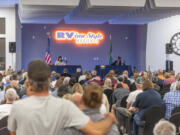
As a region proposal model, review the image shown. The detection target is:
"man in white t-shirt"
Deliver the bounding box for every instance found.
[115,77,144,134]
[126,77,143,109]
[0,88,17,120]
[8,60,117,135]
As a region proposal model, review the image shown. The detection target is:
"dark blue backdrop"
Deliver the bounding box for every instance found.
[21,22,146,71]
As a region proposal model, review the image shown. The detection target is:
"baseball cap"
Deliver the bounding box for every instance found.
[28,60,51,81]
[136,77,144,84]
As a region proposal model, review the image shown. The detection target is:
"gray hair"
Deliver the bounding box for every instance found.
[5,88,17,102]
[153,120,176,135]
[63,77,71,85]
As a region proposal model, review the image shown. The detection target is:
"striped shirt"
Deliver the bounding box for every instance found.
[163,90,180,119]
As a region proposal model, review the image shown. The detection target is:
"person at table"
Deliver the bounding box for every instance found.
[112,56,122,66]
[55,56,66,66]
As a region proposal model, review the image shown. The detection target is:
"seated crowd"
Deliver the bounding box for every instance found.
[0,60,180,135]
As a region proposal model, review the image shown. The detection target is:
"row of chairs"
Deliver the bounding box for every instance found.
[0,107,179,135]
[117,106,180,135]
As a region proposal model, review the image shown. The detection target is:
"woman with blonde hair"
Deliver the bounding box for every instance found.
[103,78,113,111]
[72,83,83,94]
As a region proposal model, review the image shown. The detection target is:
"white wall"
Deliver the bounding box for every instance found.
[0,7,16,70]
[146,15,180,73]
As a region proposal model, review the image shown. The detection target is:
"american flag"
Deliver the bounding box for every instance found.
[45,38,52,65]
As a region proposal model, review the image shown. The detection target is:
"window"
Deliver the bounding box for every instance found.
[0,38,6,70]
[0,18,5,34]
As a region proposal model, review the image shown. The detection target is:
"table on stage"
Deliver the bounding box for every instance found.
[50,65,82,75]
[95,65,133,79]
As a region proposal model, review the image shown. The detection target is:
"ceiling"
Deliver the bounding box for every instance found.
[1,0,180,24]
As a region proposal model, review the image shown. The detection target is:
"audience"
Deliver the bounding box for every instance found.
[153,120,176,135]
[129,79,164,135]
[8,60,117,135]
[0,59,179,135]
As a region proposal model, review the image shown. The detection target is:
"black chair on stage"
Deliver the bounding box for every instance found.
[171,107,180,116]
[170,112,180,134]
[138,106,165,135]
[0,116,10,135]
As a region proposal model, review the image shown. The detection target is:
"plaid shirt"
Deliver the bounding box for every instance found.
[163,90,180,119]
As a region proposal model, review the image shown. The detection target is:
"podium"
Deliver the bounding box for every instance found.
[50,65,82,75]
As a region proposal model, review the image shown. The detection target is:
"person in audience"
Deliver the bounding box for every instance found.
[72,68,82,82]
[63,77,71,85]
[71,93,82,107]
[57,84,69,97]
[158,69,165,80]
[8,60,117,135]
[105,73,117,89]
[62,68,71,77]
[0,88,17,120]
[88,76,103,86]
[152,76,161,91]
[164,71,175,86]
[170,73,180,91]
[129,79,164,135]
[112,83,129,107]
[0,85,13,104]
[51,77,64,97]
[112,56,122,66]
[118,76,129,90]
[63,83,120,135]
[163,72,172,86]
[72,83,84,94]
[103,78,113,109]
[153,120,176,135]
[163,81,180,119]
[63,93,72,101]
[55,56,66,66]
[91,69,97,78]
[102,93,110,113]
[126,77,144,109]
[0,73,4,103]
[51,73,60,88]
[68,77,77,93]
[133,66,138,73]
[79,71,92,85]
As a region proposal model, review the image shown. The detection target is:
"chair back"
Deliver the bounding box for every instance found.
[0,116,8,129]
[170,112,180,133]
[120,95,128,108]
[139,106,165,135]
[104,89,113,105]
[171,107,180,116]
[0,116,10,135]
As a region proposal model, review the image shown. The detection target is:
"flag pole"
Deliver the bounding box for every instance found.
[109,34,113,65]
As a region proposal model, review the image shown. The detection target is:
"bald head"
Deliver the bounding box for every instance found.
[71,93,82,107]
